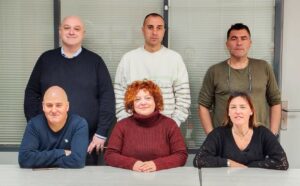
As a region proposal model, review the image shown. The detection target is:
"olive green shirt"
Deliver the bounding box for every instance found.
[198,58,281,127]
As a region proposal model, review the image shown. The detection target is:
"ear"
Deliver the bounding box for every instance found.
[141,26,145,33]
[58,26,62,35]
[42,102,46,112]
[66,102,70,112]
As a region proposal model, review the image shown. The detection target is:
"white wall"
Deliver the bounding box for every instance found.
[280,0,300,168]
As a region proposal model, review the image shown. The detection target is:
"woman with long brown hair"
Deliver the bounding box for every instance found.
[194,91,288,170]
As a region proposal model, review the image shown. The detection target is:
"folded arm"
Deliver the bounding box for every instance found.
[193,130,228,168]
[18,123,65,168]
[153,125,188,170]
[104,125,138,170]
[247,128,289,170]
[19,119,89,168]
[57,121,89,168]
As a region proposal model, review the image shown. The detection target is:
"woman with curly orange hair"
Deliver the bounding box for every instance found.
[104,80,187,172]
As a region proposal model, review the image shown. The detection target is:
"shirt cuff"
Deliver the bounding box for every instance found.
[95,134,107,140]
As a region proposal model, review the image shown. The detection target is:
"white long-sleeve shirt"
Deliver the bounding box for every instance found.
[114,46,191,126]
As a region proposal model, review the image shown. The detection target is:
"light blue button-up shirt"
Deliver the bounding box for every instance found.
[61,47,82,58]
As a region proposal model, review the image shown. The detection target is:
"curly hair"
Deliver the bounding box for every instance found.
[223,91,258,128]
[124,80,163,113]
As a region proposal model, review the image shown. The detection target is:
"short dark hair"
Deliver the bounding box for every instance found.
[143,13,165,26]
[227,23,251,39]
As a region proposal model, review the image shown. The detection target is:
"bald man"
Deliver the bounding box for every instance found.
[19,86,89,168]
[24,16,115,165]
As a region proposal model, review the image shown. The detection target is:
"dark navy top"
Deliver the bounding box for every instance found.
[24,47,115,138]
[19,114,88,168]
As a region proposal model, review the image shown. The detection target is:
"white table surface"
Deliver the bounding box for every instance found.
[200,167,300,186]
[0,165,200,186]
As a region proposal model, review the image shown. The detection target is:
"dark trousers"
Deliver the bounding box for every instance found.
[85,150,105,165]
[86,120,115,165]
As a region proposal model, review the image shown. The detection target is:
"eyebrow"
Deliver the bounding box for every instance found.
[63,24,82,28]
[230,34,249,38]
[146,24,164,27]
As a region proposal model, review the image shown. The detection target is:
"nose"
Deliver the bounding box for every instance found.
[236,38,242,45]
[235,108,243,114]
[69,28,75,35]
[140,98,147,104]
[50,106,58,113]
[152,28,158,35]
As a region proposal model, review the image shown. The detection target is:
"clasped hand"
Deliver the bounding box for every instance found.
[132,160,157,172]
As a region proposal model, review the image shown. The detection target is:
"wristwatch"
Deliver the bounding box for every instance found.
[227,159,231,167]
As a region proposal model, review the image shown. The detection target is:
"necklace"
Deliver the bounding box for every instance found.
[232,128,250,137]
[227,59,252,93]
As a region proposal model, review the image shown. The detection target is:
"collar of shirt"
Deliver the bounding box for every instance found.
[61,47,82,59]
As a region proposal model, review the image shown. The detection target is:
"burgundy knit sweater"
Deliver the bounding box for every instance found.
[104,111,188,171]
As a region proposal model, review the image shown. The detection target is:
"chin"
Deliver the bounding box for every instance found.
[233,121,246,126]
[48,116,61,122]
[140,113,151,116]
[49,119,61,124]
[137,111,152,116]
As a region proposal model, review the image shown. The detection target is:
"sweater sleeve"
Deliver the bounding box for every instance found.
[247,127,289,170]
[198,65,215,108]
[193,128,227,168]
[24,55,44,121]
[18,120,65,168]
[104,122,138,170]
[114,57,131,121]
[152,124,188,170]
[95,57,116,137]
[171,56,191,126]
[265,62,281,106]
[57,119,89,168]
